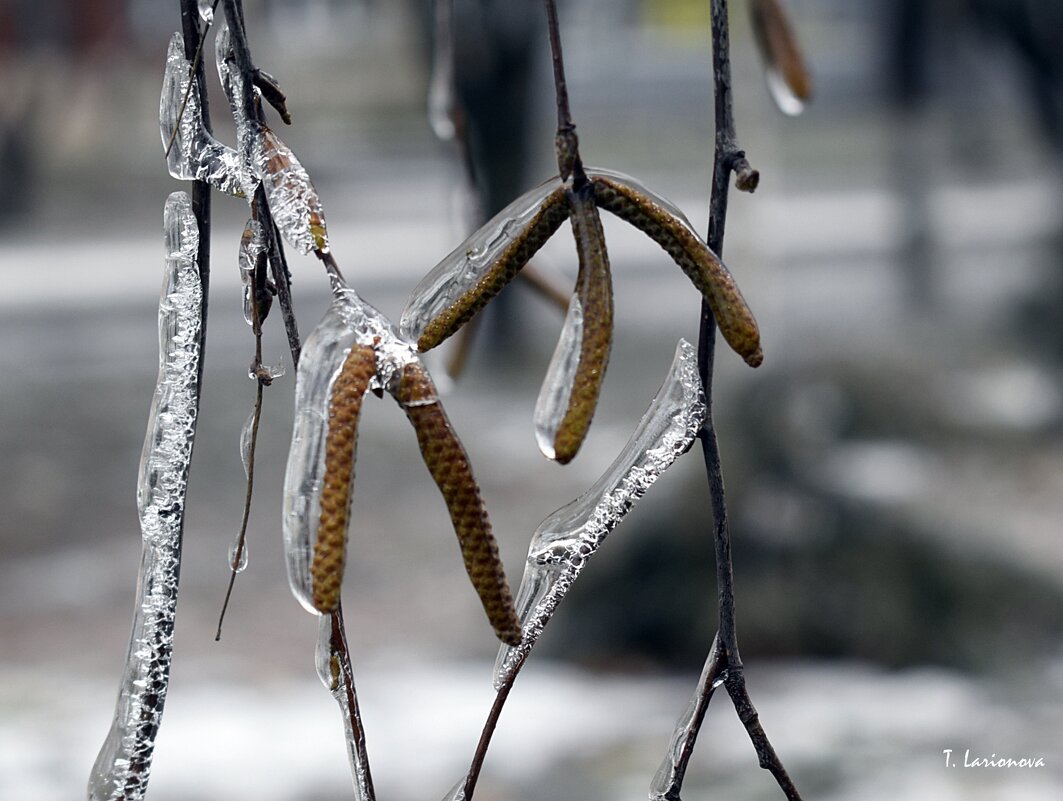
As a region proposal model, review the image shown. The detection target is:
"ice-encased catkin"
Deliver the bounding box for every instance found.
[238,217,268,326]
[88,192,203,801]
[494,340,706,687]
[160,32,246,197]
[315,615,376,801]
[400,176,570,349]
[282,287,418,614]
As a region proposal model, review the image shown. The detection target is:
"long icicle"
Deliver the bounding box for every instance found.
[88,191,203,801]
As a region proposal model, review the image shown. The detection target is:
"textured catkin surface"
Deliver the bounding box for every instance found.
[396,363,522,645]
[312,344,376,613]
[554,186,614,464]
[417,186,571,351]
[592,175,763,367]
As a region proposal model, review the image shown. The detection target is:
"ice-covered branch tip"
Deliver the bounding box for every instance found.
[89,192,203,801]
[400,168,760,464]
[282,281,520,645]
[494,339,706,685]
[749,0,812,116]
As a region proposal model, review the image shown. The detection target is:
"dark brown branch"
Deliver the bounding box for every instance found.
[543,0,586,186]
[331,602,377,801]
[671,2,800,800]
[463,652,527,800]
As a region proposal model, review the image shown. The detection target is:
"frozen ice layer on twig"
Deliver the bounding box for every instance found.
[217,21,329,254]
[88,192,203,801]
[197,0,215,23]
[160,33,246,197]
[400,176,570,350]
[316,615,376,801]
[494,339,706,686]
[649,634,721,801]
[239,217,268,326]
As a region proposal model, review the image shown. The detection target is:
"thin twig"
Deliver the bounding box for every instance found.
[331,602,377,801]
[668,2,800,799]
[543,0,586,186]
[463,652,527,800]
[165,0,221,158]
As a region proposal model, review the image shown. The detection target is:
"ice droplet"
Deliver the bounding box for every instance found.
[533,293,582,460]
[427,0,456,141]
[239,217,268,327]
[494,340,705,686]
[160,32,246,196]
[400,175,565,343]
[239,410,255,477]
[765,68,805,116]
[440,777,467,801]
[227,537,249,573]
[315,615,376,801]
[197,0,214,23]
[282,286,417,614]
[89,192,202,801]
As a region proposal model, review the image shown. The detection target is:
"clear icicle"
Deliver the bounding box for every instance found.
[239,217,268,326]
[399,175,564,343]
[427,0,456,141]
[533,293,582,460]
[217,22,328,254]
[494,340,706,687]
[160,32,246,197]
[650,635,722,801]
[765,69,805,116]
[315,615,375,801]
[283,284,418,614]
[88,192,203,801]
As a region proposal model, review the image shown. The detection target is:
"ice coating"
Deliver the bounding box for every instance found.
[239,218,268,326]
[282,285,417,614]
[160,32,246,197]
[533,293,582,460]
[316,615,376,801]
[586,166,695,234]
[494,340,706,686]
[765,68,806,116]
[254,125,329,254]
[88,192,203,800]
[399,175,564,343]
[440,778,467,801]
[239,409,255,477]
[217,22,328,254]
[198,0,214,23]
[650,635,722,801]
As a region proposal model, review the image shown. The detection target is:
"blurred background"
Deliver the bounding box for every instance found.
[2,0,1063,799]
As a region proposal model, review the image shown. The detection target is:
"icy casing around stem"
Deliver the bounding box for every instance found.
[217,22,329,254]
[239,217,268,326]
[282,285,418,614]
[160,32,246,197]
[494,339,706,687]
[316,615,375,801]
[533,293,582,459]
[649,635,723,801]
[399,175,565,344]
[88,192,203,801]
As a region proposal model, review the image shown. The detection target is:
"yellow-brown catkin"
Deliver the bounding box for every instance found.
[396,363,522,646]
[418,187,571,352]
[592,175,763,367]
[311,344,376,613]
[553,185,614,464]
[750,0,813,102]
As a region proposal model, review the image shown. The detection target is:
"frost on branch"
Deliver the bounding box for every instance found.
[88,192,203,801]
[494,339,706,686]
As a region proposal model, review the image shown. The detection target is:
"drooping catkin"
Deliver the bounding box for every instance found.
[553,185,614,464]
[591,175,763,367]
[417,186,571,352]
[396,363,522,646]
[311,344,376,613]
